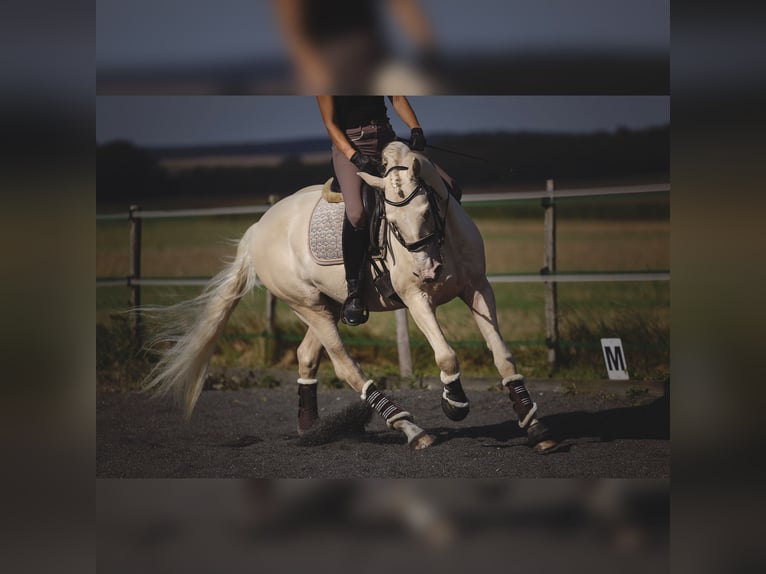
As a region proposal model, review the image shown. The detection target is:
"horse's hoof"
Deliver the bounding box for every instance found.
[297,416,319,436]
[409,432,436,450]
[526,420,552,445]
[533,439,559,454]
[441,398,469,421]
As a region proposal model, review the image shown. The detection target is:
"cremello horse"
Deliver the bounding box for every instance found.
[145,142,556,452]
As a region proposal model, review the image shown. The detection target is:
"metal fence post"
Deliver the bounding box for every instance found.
[542,180,560,373]
[395,308,413,379]
[129,205,142,342]
[265,290,277,364]
[265,195,279,364]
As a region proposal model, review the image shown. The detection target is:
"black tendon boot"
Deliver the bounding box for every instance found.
[341,215,370,326]
[441,373,470,421]
[502,374,558,453]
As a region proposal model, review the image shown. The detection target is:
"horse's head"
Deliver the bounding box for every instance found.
[358,141,449,284]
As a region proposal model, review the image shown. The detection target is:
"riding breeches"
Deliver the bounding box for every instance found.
[332,121,395,229]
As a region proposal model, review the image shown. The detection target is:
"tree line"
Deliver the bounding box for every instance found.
[98,125,669,210]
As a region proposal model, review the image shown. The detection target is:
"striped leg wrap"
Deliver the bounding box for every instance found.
[361,380,412,428]
[502,375,538,429]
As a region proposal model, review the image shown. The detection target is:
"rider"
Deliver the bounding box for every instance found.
[317,95,427,326]
[274,0,439,94]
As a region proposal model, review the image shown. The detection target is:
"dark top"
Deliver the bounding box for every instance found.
[333,96,389,130]
[301,0,381,44]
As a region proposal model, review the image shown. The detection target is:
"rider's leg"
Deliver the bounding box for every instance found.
[332,144,370,326]
[340,214,370,325]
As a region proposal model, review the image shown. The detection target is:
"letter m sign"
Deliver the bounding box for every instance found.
[600,338,629,380]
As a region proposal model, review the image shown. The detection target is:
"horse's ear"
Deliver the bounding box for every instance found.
[411,157,421,178]
[358,172,386,190]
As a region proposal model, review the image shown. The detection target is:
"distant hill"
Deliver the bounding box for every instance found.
[98,126,669,211]
[149,137,331,160]
[424,125,670,184]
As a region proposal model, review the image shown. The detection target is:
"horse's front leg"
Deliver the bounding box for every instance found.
[461,278,558,452]
[402,292,471,422]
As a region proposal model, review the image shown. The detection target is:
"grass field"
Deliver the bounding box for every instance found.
[97,199,669,385]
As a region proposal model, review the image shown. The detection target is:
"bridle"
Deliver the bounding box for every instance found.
[379,164,450,253]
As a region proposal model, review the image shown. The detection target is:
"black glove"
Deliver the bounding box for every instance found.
[350,151,379,175]
[409,127,426,151]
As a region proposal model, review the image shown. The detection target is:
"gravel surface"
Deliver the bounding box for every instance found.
[97,378,669,478]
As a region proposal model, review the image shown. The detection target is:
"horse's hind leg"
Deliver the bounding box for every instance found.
[296,328,324,435]
[291,302,433,449]
[462,278,558,452]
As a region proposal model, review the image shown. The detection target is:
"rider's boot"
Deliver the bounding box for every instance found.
[341,214,370,326]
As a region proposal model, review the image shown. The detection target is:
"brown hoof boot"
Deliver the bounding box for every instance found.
[297,381,319,435]
[527,420,558,453]
[297,412,319,436]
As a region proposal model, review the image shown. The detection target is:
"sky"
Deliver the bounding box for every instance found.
[96,96,670,147]
[97,0,669,68]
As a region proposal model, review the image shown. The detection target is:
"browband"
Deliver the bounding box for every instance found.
[383,165,409,177]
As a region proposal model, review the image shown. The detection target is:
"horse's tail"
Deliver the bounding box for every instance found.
[142,227,258,419]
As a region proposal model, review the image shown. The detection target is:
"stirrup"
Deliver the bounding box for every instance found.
[341,296,369,326]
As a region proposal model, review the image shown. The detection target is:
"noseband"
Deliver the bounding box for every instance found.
[379,164,450,252]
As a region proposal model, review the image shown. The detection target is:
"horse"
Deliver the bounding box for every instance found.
[143,141,556,452]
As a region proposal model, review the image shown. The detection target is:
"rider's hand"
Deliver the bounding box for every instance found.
[350,151,379,175]
[409,127,426,151]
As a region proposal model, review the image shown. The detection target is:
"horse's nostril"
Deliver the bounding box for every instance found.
[422,265,442,284]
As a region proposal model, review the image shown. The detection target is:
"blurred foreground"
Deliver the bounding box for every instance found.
[98,478,668,573]
[97,0,668,95]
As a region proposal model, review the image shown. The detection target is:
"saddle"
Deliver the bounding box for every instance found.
[311,177,387,263]
[310,178,399,303]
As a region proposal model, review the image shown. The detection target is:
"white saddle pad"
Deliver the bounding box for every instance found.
[308,197,345,266]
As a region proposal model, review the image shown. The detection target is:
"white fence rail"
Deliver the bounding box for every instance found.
[97,181,670,373]
[95,182,669,222]
[100,271,670,289]
[96,204,271,221]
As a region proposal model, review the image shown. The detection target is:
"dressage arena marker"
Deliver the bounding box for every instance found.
[601,338,629,380]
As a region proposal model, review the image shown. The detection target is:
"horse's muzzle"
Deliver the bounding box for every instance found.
[420,261,443,284]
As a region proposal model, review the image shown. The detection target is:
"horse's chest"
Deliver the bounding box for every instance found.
[425,274,463,305]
